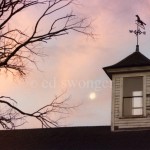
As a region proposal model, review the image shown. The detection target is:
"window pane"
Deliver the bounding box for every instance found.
[123,98,132,117]
[133,91,142,96]
[132,109,143,115]
[123,77,143,97]
[132,96,142,108]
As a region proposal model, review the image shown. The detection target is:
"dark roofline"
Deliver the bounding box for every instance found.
[104,51,150,69]
[1,126,150,150]
[103,50,150,79]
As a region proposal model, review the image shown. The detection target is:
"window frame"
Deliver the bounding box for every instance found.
[118,73,146,118]
[123,95,143,117]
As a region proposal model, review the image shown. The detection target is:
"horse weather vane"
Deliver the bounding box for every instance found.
[129,15,146,52]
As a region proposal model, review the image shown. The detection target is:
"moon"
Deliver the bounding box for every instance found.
[89,92,96,100]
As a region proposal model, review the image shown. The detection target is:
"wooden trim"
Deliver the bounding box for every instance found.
[106,66,150,74]
[111,75,115,131]
[123,96,143,98]
[114,73,146,118]
[143,75,146,116]
[114,72,149,78]
[119,77,123,118]
[119,115,144,119]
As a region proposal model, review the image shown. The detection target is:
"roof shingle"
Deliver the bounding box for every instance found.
[104,51,150,69]
[103,50,150,79]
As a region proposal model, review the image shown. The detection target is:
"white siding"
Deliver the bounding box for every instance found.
[112,72,150,131]
[115,118,150,129]
[146,75,150,116]
[114,77,121,119]
[112,76,121,130]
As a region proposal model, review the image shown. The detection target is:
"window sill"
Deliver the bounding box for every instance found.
[119,115,145,119]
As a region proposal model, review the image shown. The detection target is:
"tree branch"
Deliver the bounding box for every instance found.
[0,94,78,129]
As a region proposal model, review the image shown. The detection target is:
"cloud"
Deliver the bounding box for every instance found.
[2,0,150,128]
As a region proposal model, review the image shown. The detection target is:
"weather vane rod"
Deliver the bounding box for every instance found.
[129,15,146,52]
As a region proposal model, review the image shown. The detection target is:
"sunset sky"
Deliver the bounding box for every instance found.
[1,0,150,128]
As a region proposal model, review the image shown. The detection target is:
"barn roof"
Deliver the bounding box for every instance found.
[1,126,150,150]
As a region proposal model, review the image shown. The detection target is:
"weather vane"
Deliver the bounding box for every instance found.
[129,15,146,52]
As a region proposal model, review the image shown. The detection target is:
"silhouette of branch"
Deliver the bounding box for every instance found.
[0,0,91,129]
[0,94,77,129]
[0,0,93,76]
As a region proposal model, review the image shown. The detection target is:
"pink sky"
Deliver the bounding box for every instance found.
[1,0,150,128]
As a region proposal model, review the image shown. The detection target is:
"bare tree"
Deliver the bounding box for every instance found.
[0,0,93,129]
[0,93,75,129]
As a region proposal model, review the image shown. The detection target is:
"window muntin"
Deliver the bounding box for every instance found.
[123,77,143,117]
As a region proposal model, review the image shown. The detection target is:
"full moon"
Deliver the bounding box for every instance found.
[89,92,96,100]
